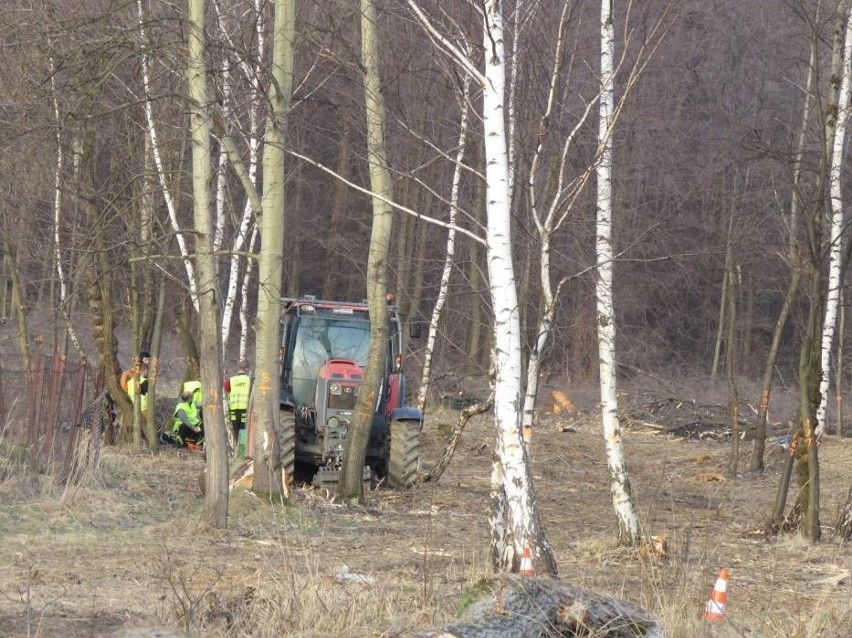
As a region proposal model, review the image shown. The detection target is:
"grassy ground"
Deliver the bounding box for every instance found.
[1,392,851,637]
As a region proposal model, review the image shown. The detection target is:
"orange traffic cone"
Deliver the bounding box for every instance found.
[703,568,730,621]
[519,547,535,577]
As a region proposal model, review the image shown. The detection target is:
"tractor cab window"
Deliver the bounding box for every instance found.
[289,315,371,407]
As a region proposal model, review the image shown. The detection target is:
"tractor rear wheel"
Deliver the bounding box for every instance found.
[388,419,421,488]
[280,411,296,486]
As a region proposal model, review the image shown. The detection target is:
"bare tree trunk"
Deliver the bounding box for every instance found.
[710,261,728,382]
[238,226,259,364]
[146,277,167,449]
[417,78,471,415]
[725,250,740,478]
[752,40,815,471]
[189,0,228,528]
[339,0,394,501]
[740,275,754,369]
[521,3,572,433]
[252,0,295,497]
[794,265,823,542]
[2,241,30,372]
[752,267,801,471]
[80,122,129,441]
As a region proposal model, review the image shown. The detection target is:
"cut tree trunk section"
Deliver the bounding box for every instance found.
[413,574,663,638]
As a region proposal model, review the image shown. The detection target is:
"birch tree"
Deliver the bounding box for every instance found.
[817,3,852,437]
[595,0,641,546]
[48,47,85,363]
[416,76,472,415]
[399,0,556,574]
[136,0,198,311]
[213,0,265,355]
[521,4,595,434]
[519,3,669,441]
[750,42,814,472]
[481,1,556,575]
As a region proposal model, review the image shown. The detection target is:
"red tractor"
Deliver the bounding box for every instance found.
[277,295,422,487]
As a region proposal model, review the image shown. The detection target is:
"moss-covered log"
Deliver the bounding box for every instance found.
[414,575,663,638]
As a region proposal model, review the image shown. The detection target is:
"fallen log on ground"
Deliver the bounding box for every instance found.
[413,574,664,637]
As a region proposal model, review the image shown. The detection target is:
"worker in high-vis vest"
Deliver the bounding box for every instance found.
[126,353,149,415]
[224,361,251,456]
[181,379,202,405]
[172,389,203,447]
[180,379,203,423]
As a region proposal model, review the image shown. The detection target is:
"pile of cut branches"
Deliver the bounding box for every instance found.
[618,391,767,441]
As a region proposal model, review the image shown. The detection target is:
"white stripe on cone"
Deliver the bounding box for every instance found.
[703,568,730,622]
[519,547,535,577]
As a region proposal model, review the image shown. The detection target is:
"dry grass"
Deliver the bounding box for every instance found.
[1,395,851,637]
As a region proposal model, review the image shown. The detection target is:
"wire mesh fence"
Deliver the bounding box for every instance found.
[0,341,106,480]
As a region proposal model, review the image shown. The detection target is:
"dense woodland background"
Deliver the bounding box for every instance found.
[3,2,852,635]
[0,0,842,394]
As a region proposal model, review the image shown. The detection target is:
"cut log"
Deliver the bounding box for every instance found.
[413,575,664,637]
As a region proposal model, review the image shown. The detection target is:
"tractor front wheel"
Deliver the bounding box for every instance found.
[388,419,421,488]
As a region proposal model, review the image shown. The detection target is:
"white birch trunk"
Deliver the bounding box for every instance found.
[137,0,198,310]
[521,3,571,433]
[487,445,512,569]
[217,0,264,353]
[817,8,852,436]
[416,77,471,414]
[483,1,554,574]
[49,50,84,360]
[506,0,526,186]
[596,0,641,546]
[239,225,259,363]
[213,63,230,261]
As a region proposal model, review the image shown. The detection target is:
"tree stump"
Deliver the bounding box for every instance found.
[413,574,664,637]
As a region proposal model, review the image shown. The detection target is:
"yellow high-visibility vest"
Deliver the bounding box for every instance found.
[127,376,148,413]
[228,373,251,411]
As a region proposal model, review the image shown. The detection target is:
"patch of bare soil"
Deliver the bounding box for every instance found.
[1,397,851,637]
